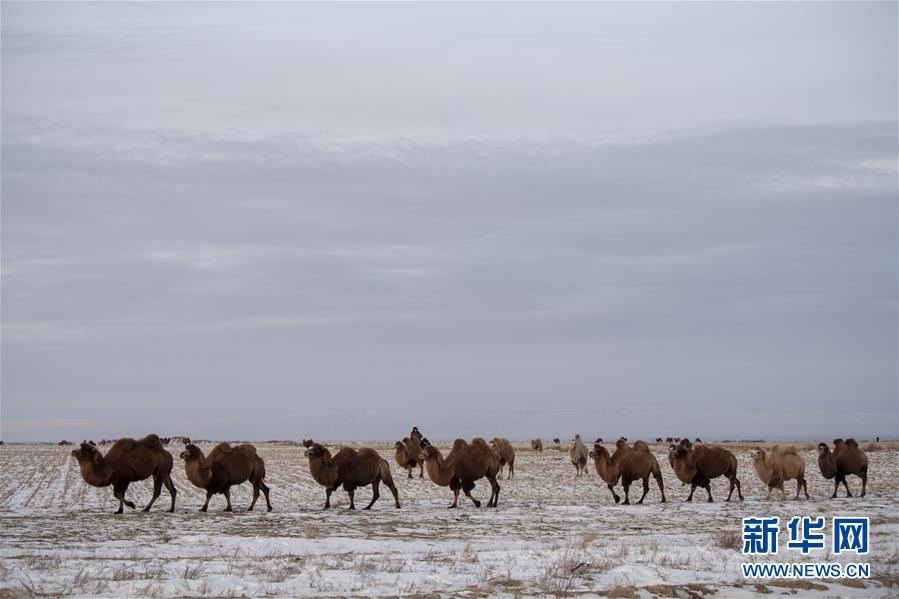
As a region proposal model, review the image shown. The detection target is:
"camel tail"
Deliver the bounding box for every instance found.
[255,456,267,481]
[380,458,396,487]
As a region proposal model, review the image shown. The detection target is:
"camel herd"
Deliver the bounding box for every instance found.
[67,430,872,514]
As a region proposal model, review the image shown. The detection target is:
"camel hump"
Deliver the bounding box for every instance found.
[845,438,859,448]
[451,438,469,451]
[778,445,798,456]
[235,444,257,460]
[137,434,162,449]
[632,440,650,452]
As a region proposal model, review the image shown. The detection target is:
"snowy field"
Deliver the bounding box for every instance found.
[0,441,896,598]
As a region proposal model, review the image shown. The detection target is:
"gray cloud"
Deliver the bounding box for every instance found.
[1,3,896,442]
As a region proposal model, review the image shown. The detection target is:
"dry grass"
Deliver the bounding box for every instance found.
[711,530,742,551]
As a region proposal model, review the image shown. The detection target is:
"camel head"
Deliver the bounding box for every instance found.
[667,444,680,461]
[615,438,628,451]
[752,447,766,463]
[679,438,693,450]
[71,441,101,465]
[530,439,539,448]
[180,443,202,462]
[817,443,830,458]
[589,444,610,461]
[418,437,439,461]
[304,443,329,459]
[302,439,314,448]
[572,434,582,443]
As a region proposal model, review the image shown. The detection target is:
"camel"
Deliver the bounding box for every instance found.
[752,445,808,500]
[70,435,177,514]
[419,437,501,508]
[818,439,868,498]
[490,437,515,479]
[669,443,743,502]
[394,437,424,479]
[569,434,588,476]
[180,443,272,512]
[590,439,666,504]
[304,442,400,510]
[530,438,543,453]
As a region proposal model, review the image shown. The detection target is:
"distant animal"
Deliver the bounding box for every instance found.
[655,437,663,444]
[817,439,868,498]
[530,438,543,452]
[666,437,673,443]
[694,438,702,444]
[875,436,880,442]
[590,439,665,504]
[679,438,693,450]
[88,440,97,447]
[553,438,560,444]
[180,443,271,512]
[595,438,604,444]
[674,437,681,443]
[669,443,743,502]
[394,437,424,479]
[71,435,177,514]
[304,442,399,510]
[58,440,72,446]
[752,445,808,500]
[490,437,516,479]
[301,439,314,448]
[569,434,588,476]
[419,437,500,508]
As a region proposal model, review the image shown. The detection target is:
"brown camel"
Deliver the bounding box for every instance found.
[669,444,743,502]
[394,437,424,479]
[490,437,516,479]
[304,442,400,510]
[419,437,501,508]
[180,443,272,512]
[530,438,543,453]
[818,439,868,498]
[590,439,666,504]
[71,434,177,514]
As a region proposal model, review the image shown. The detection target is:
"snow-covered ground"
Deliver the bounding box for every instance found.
[1,441,896,597]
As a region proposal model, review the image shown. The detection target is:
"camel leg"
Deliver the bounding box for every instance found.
[112,481,132,514]
[324,487,333,509]
[607,484,620,504]
[364,479,380,510]
[841,477,852,498]
[637,476,650,504]
[831,479,839,499]
[509,462,514,480]
[780,483,787,501]
[462,480,480,508]
[249,484,259,511]
[859,471,867,497]
[144,475,163,512]
[418,463,423,478]
[622,481,632,505]
[736,476,743,500]
[201,490,213,512]
[386,478,401,509]
[705,482,713,503]
[163,475,177,512]
[407,466,413,479]
[794,479,801,500]
[487,475,500,507]
[223,488,233,512]
[261,481,272,511]
[654,470,666,503]
[346,487,356,510]
[686,483,696,502]
[449,488,460,508]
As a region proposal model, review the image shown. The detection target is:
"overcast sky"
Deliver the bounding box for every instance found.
[2,2,896,442]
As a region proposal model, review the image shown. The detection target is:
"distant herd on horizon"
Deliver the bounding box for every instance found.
[59,427,874,514]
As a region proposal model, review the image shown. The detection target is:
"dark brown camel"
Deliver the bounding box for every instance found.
[818,439,868,498]
[419,437,501,508]
[71,434,177,514]
[304,442,400,510]
[669,444,743,502]
[180,443,272,512]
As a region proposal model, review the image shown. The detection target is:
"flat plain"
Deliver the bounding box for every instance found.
[1,441,896,598]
